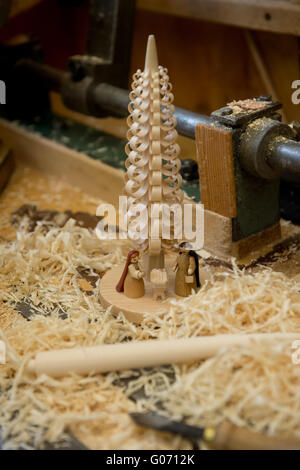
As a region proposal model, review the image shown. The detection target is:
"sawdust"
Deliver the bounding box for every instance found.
[0,218,300,449]
[0,165,300,450]
[144,340,300,440]
[227,99,269,114]
[0,163,100,240]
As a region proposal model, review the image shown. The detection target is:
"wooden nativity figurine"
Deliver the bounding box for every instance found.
[173,242,201,297]
[116,250,145,298]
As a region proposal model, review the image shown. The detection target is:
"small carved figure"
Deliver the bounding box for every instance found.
[150,268,168,301]
[173,242,201,297]
[116,250,145,298]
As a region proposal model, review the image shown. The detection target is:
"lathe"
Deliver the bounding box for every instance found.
[1,0,300,261]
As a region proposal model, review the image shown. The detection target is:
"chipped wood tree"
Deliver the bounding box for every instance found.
[125,35,183,276]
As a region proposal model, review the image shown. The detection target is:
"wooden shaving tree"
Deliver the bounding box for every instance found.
[125,35,183,276]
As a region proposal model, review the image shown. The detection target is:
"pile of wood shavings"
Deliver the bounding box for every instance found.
[0,220,189,449]
[0,164,100,240]
[131,340,300,440]
[0,221,300,449]
[141,266,300,338]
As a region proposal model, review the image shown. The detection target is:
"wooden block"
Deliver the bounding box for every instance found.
[150,268,168,301]
[196,123,236,218]
[232,222,281,259]
[203,208,233,259]
[202,208,281,261]
[150,268,168,286]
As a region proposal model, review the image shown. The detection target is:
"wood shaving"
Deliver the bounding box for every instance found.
[228,99,268,112]
[138,340,300,440]
[0,217,300,449]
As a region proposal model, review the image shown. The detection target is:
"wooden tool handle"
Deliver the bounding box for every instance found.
[213,421,300,450]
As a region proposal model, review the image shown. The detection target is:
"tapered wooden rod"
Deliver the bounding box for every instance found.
[27,333,299,378]
[144,34,159,71]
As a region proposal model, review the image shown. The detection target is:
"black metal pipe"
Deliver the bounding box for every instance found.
[17,59,68,93]
[92,83,212,136]
[12,60,300,182]
[92,83,129,118]
[16,59,211,138]
[270,139,300,183]
[174,106,211,139]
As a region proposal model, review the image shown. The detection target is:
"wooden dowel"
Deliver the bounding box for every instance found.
[27,333,299,378]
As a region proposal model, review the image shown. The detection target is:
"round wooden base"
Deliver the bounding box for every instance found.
[99,263,179,323]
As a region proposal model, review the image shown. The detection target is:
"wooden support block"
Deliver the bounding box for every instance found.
[232,222,281,259]
[196,123,236,218]
[203,208,233,259]
[202,208,281,261]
